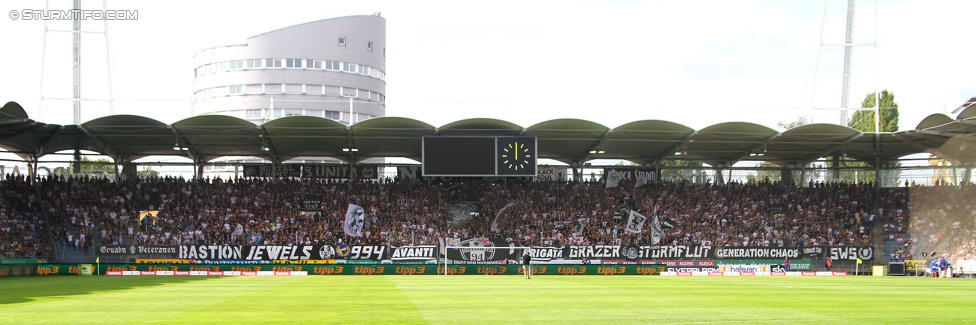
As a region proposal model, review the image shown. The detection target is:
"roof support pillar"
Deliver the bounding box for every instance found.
[713,167,725,185]
[73,149,82,178]
[780,167,794,186]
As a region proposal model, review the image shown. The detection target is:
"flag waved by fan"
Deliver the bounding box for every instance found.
[344,203,366,237]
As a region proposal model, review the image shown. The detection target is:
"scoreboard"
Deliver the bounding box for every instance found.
[422,136,537,177]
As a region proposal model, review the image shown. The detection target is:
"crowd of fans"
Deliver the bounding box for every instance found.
[2,171,974,263]
[0,175,52,259]
[905,184,976,261]
[2,173,884,259]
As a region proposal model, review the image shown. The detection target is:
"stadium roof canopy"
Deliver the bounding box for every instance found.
[2,101,975,167]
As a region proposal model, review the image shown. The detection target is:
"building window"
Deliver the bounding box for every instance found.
[286,59,302,68]
[324,111,341,120]
[342,62,357,73]
[265,84,282,94]
[284,84,302,94]
[325,61,339,71]
[229,60,244,69]
[341,87,357,97]
[229,85,244,95]
[246,59,262,68]
[216,61,229,71]
[246,109,263,119]
[368,41,373,51]
[338,36,346,46]
[266,59,281,68]
[306,85,323,95]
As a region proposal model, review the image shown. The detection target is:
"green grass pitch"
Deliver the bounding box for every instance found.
[2,275,975,324]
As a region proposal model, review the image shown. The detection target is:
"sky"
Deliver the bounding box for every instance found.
[1,0,974,132]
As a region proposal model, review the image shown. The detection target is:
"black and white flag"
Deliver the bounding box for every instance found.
[635,170,656,188]
[491,202,516,231]
[660,217,677,229]
[650,214,663,245]
[344,204,366,237]
[446,203,479,228]
[605,169,624,188]
[625,210,647,234]
[612,204,629,221]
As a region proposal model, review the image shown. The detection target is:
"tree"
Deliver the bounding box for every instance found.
[138,167,160,178]
[749,162,781,183]
[66,157,116,177]
[748,116,819,184]
[777,115,810,131]
[849,90,899,132]
[659,160,708,183]
[843,90,902,186]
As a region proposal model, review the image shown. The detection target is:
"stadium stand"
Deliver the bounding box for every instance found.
[1,174,894,259]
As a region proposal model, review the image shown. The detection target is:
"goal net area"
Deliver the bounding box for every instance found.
[441,244,534,275]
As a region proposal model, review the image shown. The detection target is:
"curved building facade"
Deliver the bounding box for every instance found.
[192,15,386,125]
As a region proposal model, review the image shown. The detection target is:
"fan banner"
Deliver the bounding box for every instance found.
[343,204,366,237]
[390,246,438,261]
[301,165,378,179]
[828,246,874,261]
[535,167,568,181]
[442,237,522,262]
[242,164,301,178]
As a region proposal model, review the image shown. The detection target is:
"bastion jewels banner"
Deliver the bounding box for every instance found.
[175,245,387,261]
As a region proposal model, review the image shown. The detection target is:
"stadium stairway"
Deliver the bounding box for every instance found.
[54,242,94,264]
